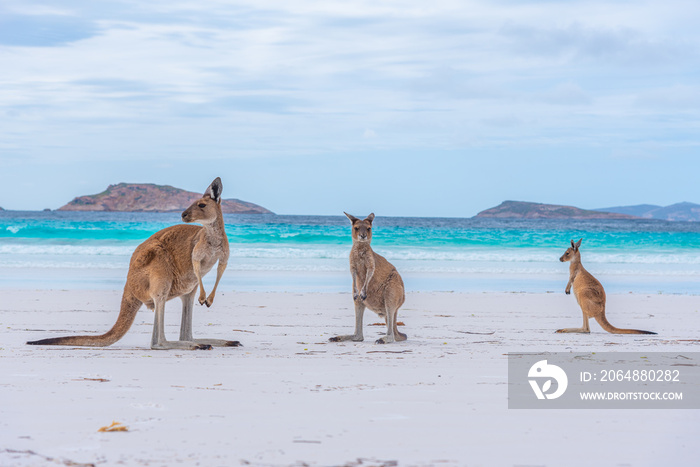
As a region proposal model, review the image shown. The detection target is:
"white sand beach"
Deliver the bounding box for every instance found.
[1,289,699,466]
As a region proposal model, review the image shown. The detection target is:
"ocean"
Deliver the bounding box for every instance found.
[1,211,699,294]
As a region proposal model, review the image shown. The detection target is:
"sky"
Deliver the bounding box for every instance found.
[1,0,699,217]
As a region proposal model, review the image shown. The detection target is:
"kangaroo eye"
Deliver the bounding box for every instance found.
[354,227,359,231]
[198,203,207,208]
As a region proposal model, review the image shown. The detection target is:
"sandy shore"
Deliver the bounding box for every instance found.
[1,290,698,466]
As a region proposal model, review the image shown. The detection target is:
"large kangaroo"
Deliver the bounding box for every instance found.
[330,213,407,344]
[558,238,656,335]
[27,177,240,350]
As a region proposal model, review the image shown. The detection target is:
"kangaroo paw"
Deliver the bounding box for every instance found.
[152,341,213,350]
[330,335,363,342]
[375,337,396,344]
[194,339,242,347]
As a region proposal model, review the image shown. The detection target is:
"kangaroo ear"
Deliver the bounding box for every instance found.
[366,213,375,223]
[205,177,223,204]
[571,239,575,248]
[574,238,582,250]
[344,212,359,224]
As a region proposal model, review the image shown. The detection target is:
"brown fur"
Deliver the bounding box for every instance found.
[558,239,656,335]
[27,178,240,350]
[330,213,407,344]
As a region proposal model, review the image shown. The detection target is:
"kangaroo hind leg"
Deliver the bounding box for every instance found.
[330,301,365,342]
[376,289,404,344]
[179,289,241,347]
[393,314,407,342]
[556,310,591,333]
[376,279,406,344]
[151,294,211,350]
[376,304,399,344]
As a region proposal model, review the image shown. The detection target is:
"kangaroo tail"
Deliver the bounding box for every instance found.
[595,315,656,335]
[27,293,142,347]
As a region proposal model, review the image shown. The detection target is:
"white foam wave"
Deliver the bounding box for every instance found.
[0,260,127,269]
[0,244,135,256]
[2,243,700,266]
[6,262,693,276]
[232,247,700,265]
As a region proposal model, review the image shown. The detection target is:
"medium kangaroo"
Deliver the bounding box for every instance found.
[558,239,656,335]
[330,213,407,344]
[27,177,240,350]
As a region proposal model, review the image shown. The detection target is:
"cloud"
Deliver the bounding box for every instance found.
[0,1,699,213]
[538,82,592,106]
[1,0,700,165]
[499,21,694,67]
[480,116,522,128]
[362,129,377,139]
[635,85,700,110]
[409,66,508,101]
[0,12,100,46]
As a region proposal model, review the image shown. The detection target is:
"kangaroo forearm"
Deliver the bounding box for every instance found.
[215,260,227,284]
[208,261,227,296]
[351,271,358,294]
[363,267,375,290]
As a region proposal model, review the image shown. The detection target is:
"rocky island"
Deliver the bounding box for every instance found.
[475,201,637,219]
[58,183,272,214]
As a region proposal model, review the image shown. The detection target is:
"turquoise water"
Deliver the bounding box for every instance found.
[1,211,699,293]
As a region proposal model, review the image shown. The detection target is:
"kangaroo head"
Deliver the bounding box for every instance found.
[344,212,375,243]
[182,177,223,224]
[560,238,582,262]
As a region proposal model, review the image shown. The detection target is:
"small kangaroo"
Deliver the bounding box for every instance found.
[27,177,240,350]
[558,238,656,335]
[330,212,407,344]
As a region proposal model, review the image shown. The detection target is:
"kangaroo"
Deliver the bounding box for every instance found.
[27,177,240,350]
[330,212,407,344]
[558,238,656,335]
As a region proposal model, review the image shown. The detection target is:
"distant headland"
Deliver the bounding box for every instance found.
[476,200,700,221]
[594,202,700,222]
[58,183,273,214]
[475,201,635,220]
